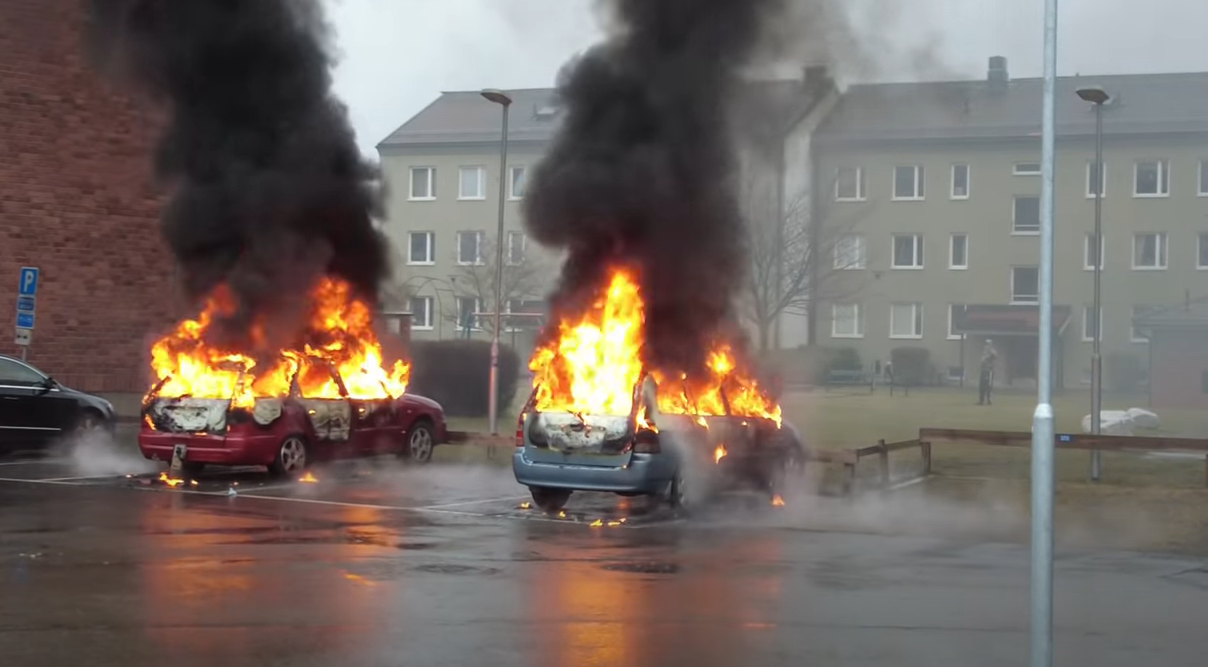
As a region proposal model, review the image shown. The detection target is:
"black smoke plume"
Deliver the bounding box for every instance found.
[524,0,782,376]
[87,0,387,348]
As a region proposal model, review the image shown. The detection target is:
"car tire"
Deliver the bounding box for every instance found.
[75,409,106,435]
[668,468,689,512]
[268,434,309,478]
[529,486,572,513]
[403,420,435,464]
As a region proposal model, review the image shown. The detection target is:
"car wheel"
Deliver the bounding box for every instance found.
[529,486,572,513]
[75,410,106,435]
[668,469,689,511]
[404,421,435,464]
[268,435,309,478]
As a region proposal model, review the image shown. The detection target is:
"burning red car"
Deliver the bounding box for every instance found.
[138,277,445,477]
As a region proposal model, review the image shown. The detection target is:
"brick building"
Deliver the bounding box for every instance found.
[0,0,175,392]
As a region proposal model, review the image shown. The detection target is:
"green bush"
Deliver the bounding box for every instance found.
[890,347,931,386]
[407,340,520,417]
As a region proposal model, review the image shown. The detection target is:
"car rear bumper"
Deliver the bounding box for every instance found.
[138,431,282,467]
[511,449,676,494]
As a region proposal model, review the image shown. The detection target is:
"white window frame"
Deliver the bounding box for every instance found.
[409,296,434,330]
[1130,305,1151,344]
[407,231,435,266]
[409,166,436,201]
[1085,161,1107,198]
[456,231,486,266]
[1133,159,1170,198]
[1083,233,1105,271]
[1011,266,1039,304]
[892,165,925,201]
[947,304,966,341]
[1131,232,1168,270]
[889,303,924,340]
[948,233,968,270]
[833,235,866,270]
[1199,160,1208,197]
[455,296,483,331]
[458,166,486,201]
[509,165,527,200]
[834,167,865,202]
[506,231,527,266]
[891,234,924,270]
[830,303,864,339]
[1198,232,1208,270]
[950,164,970,200]
[1012,196,1040,235]
[1014,162,1041,176]
[1081,305,1103,343]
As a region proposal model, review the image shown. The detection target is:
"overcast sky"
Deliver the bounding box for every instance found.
[325,0,1208,156]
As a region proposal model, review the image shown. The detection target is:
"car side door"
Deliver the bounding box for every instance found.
[0,358,67,449]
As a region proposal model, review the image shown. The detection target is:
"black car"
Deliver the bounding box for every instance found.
[0,354,116,452]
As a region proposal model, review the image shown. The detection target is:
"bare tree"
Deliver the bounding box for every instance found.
[742,175,870,351]
[446,233,554,336]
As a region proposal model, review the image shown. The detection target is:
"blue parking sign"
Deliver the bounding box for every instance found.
[16,312,35,329]
[18,267,39,296]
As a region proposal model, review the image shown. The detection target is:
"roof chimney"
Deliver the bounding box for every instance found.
[987,55,1009,92]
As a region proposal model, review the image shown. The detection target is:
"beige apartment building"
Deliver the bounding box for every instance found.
[812,58,1208,389]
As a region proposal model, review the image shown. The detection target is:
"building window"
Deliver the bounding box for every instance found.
[1133,160,1170,197]
[833,235,866,269]
[509,166,527,200]
[1013,196,1040,234]
[889,303,924,339]
[950,164,970,199]
[408,231,435,265]
[409,296,433,330]
[949,233,968,269]
[1081,305,1102,343]
[835,167,865,201]
[892,234,924,269]
[1086,161,1107,198]
[456,231,485,266]
[1130,305,1152,343]
[831,303,864,338]
[1199,160,1208,197]
[455,297,482,331]
[507,231,527,266]
[1199,233,1208,269]
[1132,232,1168,270]
[947,303,966,340]
[1011,266,1039,304]
[504,298,545,332]
[458,166,486,200]
[410,167,436,200]
[892,165,924,200]
[1014,162,1041,176]
[1083,233,1104,271]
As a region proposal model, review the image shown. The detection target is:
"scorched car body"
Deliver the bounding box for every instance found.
[512,374,804,512]
[139,358,446,477]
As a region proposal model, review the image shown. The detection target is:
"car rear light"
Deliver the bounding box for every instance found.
[515,413,526,447]
[632,430,660,454]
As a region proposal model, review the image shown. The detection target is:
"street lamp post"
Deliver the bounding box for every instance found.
[1077,85,1110,482]
[481,89,512,436]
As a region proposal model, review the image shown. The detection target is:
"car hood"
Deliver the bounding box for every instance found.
[401,393,443,413]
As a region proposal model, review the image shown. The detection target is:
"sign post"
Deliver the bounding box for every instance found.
[15,267,38,361]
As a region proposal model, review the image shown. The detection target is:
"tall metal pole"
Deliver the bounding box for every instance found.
[488,102,510,436]
[1032,1,1059,666]
[1090,101,1104,480]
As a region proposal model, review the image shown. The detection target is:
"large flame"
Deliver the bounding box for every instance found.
[148,277,409,407]
[528,267,781,425]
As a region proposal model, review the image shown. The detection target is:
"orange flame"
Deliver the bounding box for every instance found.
[298,472,319,483]
[528,267,781,426]
[771,494,786,507]
[714,444,728,464]
[158,472,184,488]
[147,277,409,405]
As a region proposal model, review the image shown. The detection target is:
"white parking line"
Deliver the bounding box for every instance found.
[0,477,88,486]
[0,459,67,467]
[415,495,528,510]
[38,475,122,482]
[886,474,933,492]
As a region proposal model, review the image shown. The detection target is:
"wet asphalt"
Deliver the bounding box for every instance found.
[2,446,1208,667]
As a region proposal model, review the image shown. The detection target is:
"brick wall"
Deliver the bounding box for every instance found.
[1149,329,1208,410]
[0,0,177,392]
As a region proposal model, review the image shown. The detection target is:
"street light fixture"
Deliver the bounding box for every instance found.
[1077,84,1109,482]
[481,88,512,436]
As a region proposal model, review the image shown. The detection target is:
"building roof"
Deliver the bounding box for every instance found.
[815,69,1208,145]
[377,75,833,150]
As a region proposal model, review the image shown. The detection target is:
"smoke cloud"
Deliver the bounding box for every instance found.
[88,0,388,348]
[524,0,785,377]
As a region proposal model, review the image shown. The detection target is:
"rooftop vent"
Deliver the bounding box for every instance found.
[988,55,1009,92]
[534,102,560,120]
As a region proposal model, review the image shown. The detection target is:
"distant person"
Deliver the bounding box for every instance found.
[978,339,998,405]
